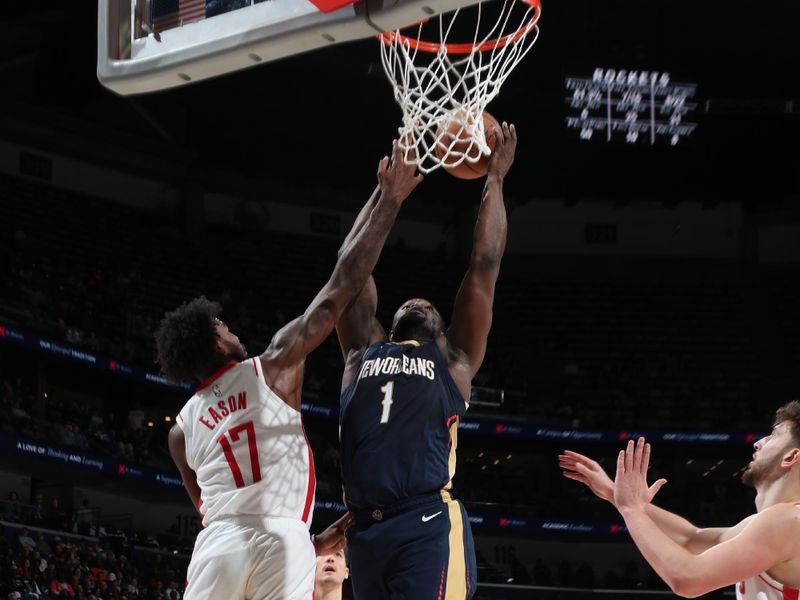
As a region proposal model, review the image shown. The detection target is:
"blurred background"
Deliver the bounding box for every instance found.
[1,0,799,597]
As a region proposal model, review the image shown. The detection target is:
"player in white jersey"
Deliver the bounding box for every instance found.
[154,141,422,600]
[560,401,800,599]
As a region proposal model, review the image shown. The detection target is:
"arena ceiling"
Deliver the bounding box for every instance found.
[0,0,798,208]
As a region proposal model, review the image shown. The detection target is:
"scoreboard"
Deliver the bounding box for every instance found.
[565,68,698,145]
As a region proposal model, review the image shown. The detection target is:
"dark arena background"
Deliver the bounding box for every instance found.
[1,0,799,598]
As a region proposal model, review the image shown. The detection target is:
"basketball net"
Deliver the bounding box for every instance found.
[379,0,541,174]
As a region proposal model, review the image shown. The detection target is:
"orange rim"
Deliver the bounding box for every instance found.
[379,0,541,54]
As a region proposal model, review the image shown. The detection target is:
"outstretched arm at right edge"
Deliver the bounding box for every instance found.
[559,449,754,553]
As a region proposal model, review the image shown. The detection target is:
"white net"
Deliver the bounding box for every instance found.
[379,0,541,174]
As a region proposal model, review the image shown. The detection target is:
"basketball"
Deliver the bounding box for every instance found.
[434,109,501,180]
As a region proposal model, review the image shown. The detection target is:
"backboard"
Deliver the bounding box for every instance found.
[97,0,486,95]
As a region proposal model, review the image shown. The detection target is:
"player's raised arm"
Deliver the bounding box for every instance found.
[614,438,800,597]
[334,187,388,365]
[334,189,389,390]
[559,448,749,554]
[447,122,516,380]
[261,141,421,408]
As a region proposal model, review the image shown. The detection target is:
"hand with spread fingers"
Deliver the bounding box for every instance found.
[614,437,666,514]
[559,450,615,503]
[378,139,423,205]
[560,447,666,506]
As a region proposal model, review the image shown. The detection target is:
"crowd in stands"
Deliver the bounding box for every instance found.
[2,491,670,598]
[1,494,188,600]
[2,172,796,434]
[0,362,758,545]
[1,173,798,596]
[0,375,166,471]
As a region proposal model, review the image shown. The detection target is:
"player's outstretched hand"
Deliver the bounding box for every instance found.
[559,450,615,503]
[487,122,517,179]
[561,445,666,507]
[313,512,353,556]
[378,139,423,205]
[613,437,667,514]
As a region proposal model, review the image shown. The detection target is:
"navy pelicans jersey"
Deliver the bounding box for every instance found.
[339,340,469,510]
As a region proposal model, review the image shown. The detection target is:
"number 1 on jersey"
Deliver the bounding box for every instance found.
[380,381,394,424]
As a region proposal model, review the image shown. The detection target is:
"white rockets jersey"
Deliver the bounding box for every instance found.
[176,358,316,527]
[736,572,799,600]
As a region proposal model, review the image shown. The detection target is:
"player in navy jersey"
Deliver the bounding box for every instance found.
[335,122,517,599]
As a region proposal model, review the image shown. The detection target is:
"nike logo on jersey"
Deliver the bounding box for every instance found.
[421,511,443,522]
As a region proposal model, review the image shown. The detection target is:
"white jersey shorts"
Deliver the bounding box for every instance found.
[184,516,315,600]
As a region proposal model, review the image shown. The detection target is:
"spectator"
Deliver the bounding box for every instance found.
[623,560,641,588]
[34,532,50,556]
[49,569,75,598]
[74,500,93,536]
[509,555,531,585]
[532,558,553,586]
[4,491,22,523]
[17,528,36,553]
[127,408,144,431]
[557,559,574,587]
[575,561,596,588]
[29,495,44,527]
[45,499,68,531]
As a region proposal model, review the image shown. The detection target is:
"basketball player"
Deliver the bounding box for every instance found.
[314,549,349,600]
[155,141,422,600]
[335,122,517,599]
[560,401,800,599]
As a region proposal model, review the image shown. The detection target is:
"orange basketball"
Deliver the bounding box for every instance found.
[434,109,501,180]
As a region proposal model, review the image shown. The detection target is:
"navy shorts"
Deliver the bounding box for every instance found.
[347,492,477,600]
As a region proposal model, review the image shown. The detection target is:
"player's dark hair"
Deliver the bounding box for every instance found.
[774,400,800,445]
[155,296,222,383]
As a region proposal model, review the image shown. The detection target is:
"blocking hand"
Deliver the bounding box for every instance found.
[378,139,423,205]
[487,122,517,179]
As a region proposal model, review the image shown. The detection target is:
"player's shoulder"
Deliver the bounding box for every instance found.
[365,340,391,354]
[184,359,259,403]
[168,422,184,442]
[751,502,800,537]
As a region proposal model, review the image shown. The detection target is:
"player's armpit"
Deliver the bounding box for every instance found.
[447,266,497,378]
[336,276,387,363]
[445,129,511,378]
[258,296,336,402]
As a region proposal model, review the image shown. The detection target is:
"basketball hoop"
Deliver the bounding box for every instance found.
[379,0,541,174]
